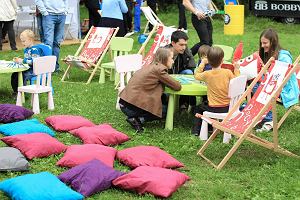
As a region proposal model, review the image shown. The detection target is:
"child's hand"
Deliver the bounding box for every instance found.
[233,61,240,69]
[195,113,202,118]
[13,57,23,63]
[201,57,208,65]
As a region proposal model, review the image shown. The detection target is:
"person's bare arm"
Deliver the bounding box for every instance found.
[182,0,205,19]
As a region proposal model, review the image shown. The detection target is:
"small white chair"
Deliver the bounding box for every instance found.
[114,54,143,110]
[16,56,56,114]
[199,75,247,143]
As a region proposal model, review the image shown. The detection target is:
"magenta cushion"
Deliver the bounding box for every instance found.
[1,133,67,160]
[113,166,189,198]
[117,146,184,169]
[69,124,130,146]
[0,104,33,123]
[58,159,125,197]
[57,144,117,168]
[45,115,95,132]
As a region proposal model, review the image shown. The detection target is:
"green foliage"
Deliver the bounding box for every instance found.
[0,8,300,200]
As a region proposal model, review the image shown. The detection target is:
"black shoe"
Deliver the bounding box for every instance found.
[191,126,200,136]
[126,118,144,133]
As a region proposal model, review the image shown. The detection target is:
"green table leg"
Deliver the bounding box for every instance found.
[165,94,175,130]
[18,72,25,103]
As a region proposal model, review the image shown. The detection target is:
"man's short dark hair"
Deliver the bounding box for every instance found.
[171,30,189,43]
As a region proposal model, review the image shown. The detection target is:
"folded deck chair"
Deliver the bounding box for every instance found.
[197,55,300,170]
[61,26,119,84]
[138,25,177,67]
[141,6,164,34]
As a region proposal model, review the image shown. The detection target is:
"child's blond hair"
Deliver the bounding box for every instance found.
[20,29,35,40]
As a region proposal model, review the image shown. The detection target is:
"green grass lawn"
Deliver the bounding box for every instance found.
[0,6,300,200]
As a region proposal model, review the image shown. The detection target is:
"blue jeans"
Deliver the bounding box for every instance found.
[134,0,141,32]
[180,69,194,75]
[42,14,66,71]
[252,82,273,122]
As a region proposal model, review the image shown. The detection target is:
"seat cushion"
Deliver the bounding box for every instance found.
[45,115,94,132]
[112,166,189,198]
[0,172,83,200]
[1,133,67,160]
[0,104,34,123]
[69,124,130,146]
[58,159,125,197]
[117,146,184,169]
[0,118,55,137]
[57,144,117,168]
[0,147,29,171]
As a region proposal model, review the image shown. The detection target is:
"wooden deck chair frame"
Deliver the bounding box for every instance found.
[277,63,300,129]
[197,55,300,170]
[141,6,164,34]
[61,26,119,84]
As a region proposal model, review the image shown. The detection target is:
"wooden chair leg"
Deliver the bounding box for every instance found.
[61,64,72,81]
[197,128,220,155]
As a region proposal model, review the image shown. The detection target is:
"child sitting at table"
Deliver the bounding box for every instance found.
[11,30,51,93]
[197,44,211,72]
[191,46,240,136]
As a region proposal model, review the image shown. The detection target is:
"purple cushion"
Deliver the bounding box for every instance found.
[58,159,125,197]
[0,104,33,123]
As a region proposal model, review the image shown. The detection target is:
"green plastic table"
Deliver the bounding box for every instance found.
[164,75,207,130]
[0,63,29,102]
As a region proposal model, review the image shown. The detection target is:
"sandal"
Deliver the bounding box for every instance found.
[256,121,273,133]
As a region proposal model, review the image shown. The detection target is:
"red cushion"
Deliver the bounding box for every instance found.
[117,146,184,169]
[45,115,95,132]
[1,133,67,160]
[113,166,189,198]
[69,124,130,146]
[57,144,117,168]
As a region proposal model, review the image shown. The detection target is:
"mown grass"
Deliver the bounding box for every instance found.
[0,5,300,200]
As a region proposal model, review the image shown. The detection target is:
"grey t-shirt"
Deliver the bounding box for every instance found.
[191,0,211,12]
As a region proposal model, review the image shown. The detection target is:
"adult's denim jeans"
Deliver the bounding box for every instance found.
[42,14,66,71]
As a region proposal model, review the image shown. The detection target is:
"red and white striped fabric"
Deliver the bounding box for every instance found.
[79,27,115,68]
[142,26,177,67]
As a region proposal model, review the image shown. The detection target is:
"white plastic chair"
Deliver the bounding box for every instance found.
[199,75,247,143]
[16,56,56,114]
[114,54,143,110]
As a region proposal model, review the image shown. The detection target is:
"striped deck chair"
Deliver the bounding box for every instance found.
[138,25,177,67]
[61,26,119,84]
[197,55,300,170]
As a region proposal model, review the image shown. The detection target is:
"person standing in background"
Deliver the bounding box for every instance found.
[124,0,134,33]
[0,0,18,51]
[36,7,44,43]
[84,0,101,29]
[147,0,157,31]
[183,0,213,56]
[133,0,141,32]
[35,0,68,72]
[178,0,187,30]
[101,0,128,37]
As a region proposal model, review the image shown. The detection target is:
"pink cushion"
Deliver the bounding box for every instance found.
[1,133,67,160]
[69,124,130,146]
[45,115,95,132]
[117,146,184,169]
[57,144,117,168]
[113,166,189,198]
